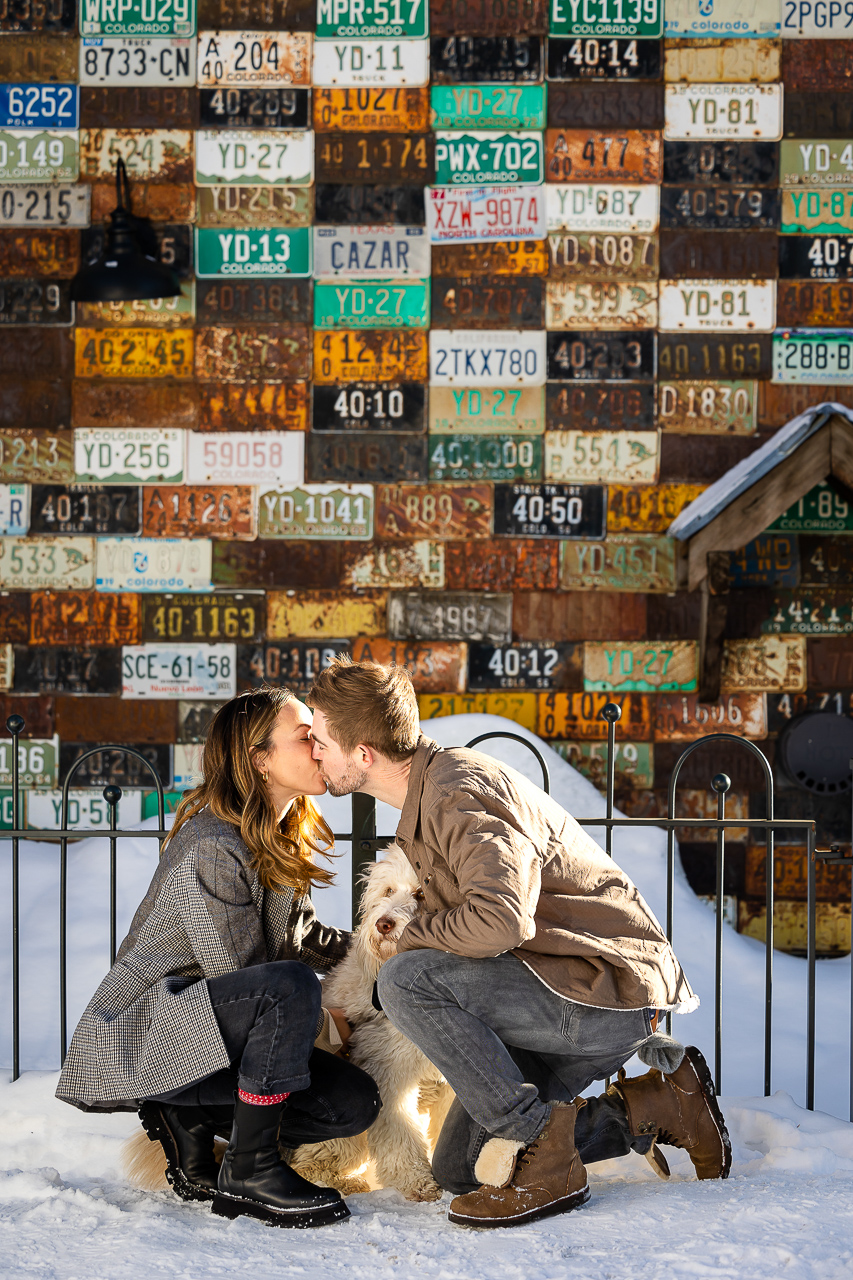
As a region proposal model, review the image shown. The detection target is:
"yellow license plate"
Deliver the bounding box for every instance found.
[313,329,428,384]
[75,327,194,378]
[418,691,538,730]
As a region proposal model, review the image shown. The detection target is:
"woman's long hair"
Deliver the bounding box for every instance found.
[165,686,336,893]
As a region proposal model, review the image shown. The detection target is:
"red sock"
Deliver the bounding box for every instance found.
[237,1088,290,1106]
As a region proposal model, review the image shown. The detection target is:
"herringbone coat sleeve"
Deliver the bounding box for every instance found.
[187,824,269,975]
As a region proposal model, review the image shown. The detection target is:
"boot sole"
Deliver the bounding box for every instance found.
[211,1191,351,1229]
[683,1047,733,1180]
[138,1102,216,1204]
[447,1184,590,1229]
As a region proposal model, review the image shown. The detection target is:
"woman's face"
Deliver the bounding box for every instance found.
[255,699,327,807]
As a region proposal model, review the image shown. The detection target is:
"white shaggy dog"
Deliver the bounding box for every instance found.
[123,844,453,1203]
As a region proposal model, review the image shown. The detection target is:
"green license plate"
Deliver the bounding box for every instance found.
[550,0,663,38]
[552,740,653,789]
[81,0,195,37]
[430,85,547,131]
[772,330,853,384]
[195,226,312,277]
[0,735,59,787]
[768,479,853,534]
[761,592,853,635]
[313,280,430,329]
[782,189,853,235]
[434,132,544,186]
[0,130,78,183]
[316,0,428,38]
[258,483,374,539]
[780,140,853,189]
[429,434,542,481]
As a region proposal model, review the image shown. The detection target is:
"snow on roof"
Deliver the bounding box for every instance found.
[667,402,853,542]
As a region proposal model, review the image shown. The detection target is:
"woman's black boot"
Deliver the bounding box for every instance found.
[212,1097,350,1228]
[139,1100,229,1202]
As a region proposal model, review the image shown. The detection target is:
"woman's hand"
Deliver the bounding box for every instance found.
[328,1006,352,1053]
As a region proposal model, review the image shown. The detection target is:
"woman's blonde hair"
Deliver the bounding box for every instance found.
[165,686,335,893]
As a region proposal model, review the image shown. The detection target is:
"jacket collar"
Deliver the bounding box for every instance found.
[396,735,442,849]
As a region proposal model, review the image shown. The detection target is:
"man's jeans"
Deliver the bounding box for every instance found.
[152,961,381,1146]
[377,949,655,1194]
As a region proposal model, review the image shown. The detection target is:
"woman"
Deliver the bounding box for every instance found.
[56,687,381,1229]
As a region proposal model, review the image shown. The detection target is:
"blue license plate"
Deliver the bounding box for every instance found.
[0,84,79,129]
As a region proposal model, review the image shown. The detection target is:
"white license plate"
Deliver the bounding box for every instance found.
[198,32,312,87]
[781,1,853,36]
[312,38,429,86]
[773,329,853,383]
[664,0,781,36]
[664,83,783,140]
[0,537,95,590]
[122,644,237,699]
[544,430,660,483]
[429,329,547,386]
[96,537,213,592]
[75,428,185,484]
[195,129,314,185]
[27,788,143,830]
[0,485,29,536]
[0,183,90,226]
[79,128,193,181]
[658,280,777,331]
[545,280,658,329]
[546,184,660,232]
[313,225,431,278]
[80,38,197,85]
[186,431,305,484]
[426,185,547,245]
[173,742,203,789]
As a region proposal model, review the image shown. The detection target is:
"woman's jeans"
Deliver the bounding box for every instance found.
[151,961,381,1146]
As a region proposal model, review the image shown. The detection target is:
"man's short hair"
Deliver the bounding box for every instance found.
[308,656,420,761]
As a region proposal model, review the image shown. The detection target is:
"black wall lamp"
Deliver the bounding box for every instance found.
[70,157,182,303]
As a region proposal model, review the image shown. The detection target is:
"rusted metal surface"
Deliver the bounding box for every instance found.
[196,278,311,325]
[739,901,851,956]
[0,593,31,644]
[445,539,558,591]
[194,325,310,381]
[726,534,799,590]
[307,433,428,483]
[198,0,315,27]
[660,185,780,231]
[29,590,141,647]
[315,133,434,185]
[546,280,658,331]
[0,644,12,692]
[432,241,547,278]
[376,483,491,540]
[545,426,658,485]
[780,40,853,92]
[545,129,662,184]
[547,330,656,381]
[0,379,69,431]
[784,94,853,140]
[141,486,257,539]
[546,383,655,431]
[77,286,195,329]
[547,84,664,130]
[798,535,853,587]
[431,276,543,329]
[12,646,122,695]
[548,231,658,280]
[0,429,73,482]
[313,88,430,133]
[56,696,176,744]
[0,36,77,82]
[606,482,706,533]
[197,380,308,431]
[0,278,71,325]
[419,690,538,729]
[560,535,677,593]
[430,37,543,85]
[468,640,582,691]
[75,327,194,378]
[659,229,777,279]
[91,180,195,222]
[665,38,780,84]
[0,228,79,278]
[807,637,853,689]
[758,382,853,428]
[657,333,772,379]
[662,141,779,186]
[388,590,512,642]
[658,381,756,434]
[674,788,748,843]
[0,694,54,736]
[79,129,194,184]
[314,184,424,226]
[537,690,653,741]
[213,542,342,590]
[0,0,74,31]
[196,184,313,227]
[430,0,547,35]
[653,692,767,740]
[313,329,428,383]
[511,590,647,641]
[82,220,191,280]
[350,636,467,694]
[340,541,445,590]
[721,637,807,693]
[141,591,264,643]
[777,282,853,328]
[71,381,199,430]
[236,640,348,694]
[80,87,199,129]
[266,590,386,639]
[660,433,760,484]
[745,844,851,903]
[0,326,73,376]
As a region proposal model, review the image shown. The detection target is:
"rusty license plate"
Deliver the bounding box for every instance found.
[547,84,664,129]
[720,637,807,694]
[548,231,658,279]
[547,330,656,380]
[431,241,546,278]
[546,383,655,430]
[72,382,198,431]
[0,278,71,324]
[658,380,756,433]
[1,0,75,30]
[313,87,430,132]
[388,590,512,642]
[0,228,80,275]
[312,382,425,432]
[196,278,310,325]
[0,379,69,431]
[663,140,779,186]
[258,483,373,538]
[199,381,308,431]
[341,541,445,590]
[0,327,73,376]
[0,36,78,82]
[584,640,697,693]
[79,128,193,183]
[545,129,662,183]
[781,40,853,91]
[91,180,195,222]
[266,590,386,639]
[75,327,194,378]
[60,742,171,788]
[307,432,428,483]
[419,691,538,729]
[0,536,95,590]
[660,185,780,230]
[547,38,663,82]
[429,386,544,434]
[349,636,466,693]
[197,31,311,87]
[28,590,140,646]
[560,534,676,592]
[198,0,315,27]
[545,428,659,484]
[313,329,427,383]
[657,333,772,379]
[376,483,491,539]
[314,183,425,225]
[546,280,658,329]
[80,85,197,128]
[141,486,256,538]
[665,38,781,84]
[29,485,140,535]
[0,429,74,482]
[196,185,312,227]
[199,86,309,129]
[431,0,547,34]
[607,482,705,532]
[659,229,778,279]
[429,433,542,481]
[430,37,543,84]
[77,283,195,328]
[537,691,653,741]
[777,281,853,327]
[468,641,581,691]
[315,133,434,185]
[654,692,767,740]
[431,276,543,329]
[141,592,264,643]
[11,646,121,695]
[784,95,853,140]
[195,325,310,380]
[236,640,350,693]
[444,538,557,590]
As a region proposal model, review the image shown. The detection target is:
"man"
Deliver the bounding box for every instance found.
[309,657,730,1229]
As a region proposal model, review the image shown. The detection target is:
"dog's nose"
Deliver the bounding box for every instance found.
[376,916,396,936]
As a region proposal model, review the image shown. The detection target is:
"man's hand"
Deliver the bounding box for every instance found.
[327,1006,352,1052]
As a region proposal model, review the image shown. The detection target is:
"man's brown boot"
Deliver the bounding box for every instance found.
[447,1101,590,1229]
[608,1045,732,1180]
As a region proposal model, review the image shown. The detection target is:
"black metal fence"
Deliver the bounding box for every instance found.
[3,707,852,1120]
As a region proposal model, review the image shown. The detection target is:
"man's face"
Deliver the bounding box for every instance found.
[310,709,368,796]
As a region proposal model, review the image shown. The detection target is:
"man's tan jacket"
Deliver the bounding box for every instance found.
[395,737,697,1013]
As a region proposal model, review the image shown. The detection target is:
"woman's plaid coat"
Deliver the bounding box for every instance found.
[56,808,350,1113]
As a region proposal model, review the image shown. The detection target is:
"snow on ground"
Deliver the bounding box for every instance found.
[2,714,853,1278]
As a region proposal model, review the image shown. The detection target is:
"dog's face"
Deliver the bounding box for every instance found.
[356,844,424,966]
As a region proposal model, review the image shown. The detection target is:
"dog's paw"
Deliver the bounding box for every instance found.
[400,1175,444,1203]
[336,1175,372,1196]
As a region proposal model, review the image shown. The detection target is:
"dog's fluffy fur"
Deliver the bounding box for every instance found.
[122,844,453,1202]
